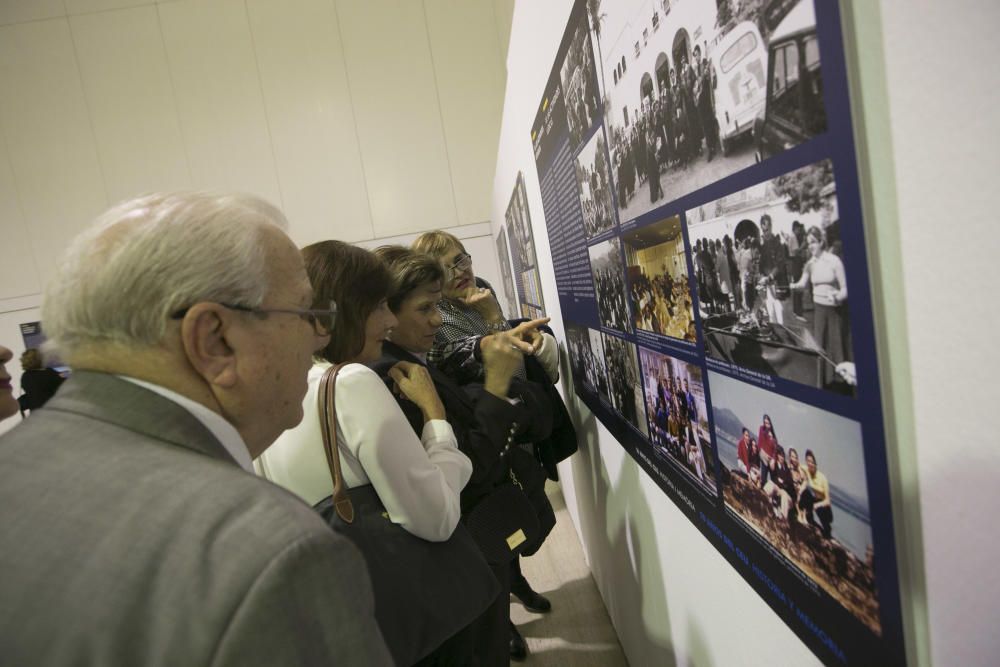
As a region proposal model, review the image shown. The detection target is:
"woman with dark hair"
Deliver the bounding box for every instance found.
[256,241,483,663]
[258,240,471,538]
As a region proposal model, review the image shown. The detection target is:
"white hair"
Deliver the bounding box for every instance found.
[42,191,290,358]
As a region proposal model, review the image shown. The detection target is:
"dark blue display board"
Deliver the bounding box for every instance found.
[530,1,904,664]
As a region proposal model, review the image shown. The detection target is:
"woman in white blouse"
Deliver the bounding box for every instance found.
[256,240,471,542]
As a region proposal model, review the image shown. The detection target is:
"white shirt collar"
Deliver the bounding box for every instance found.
[118,375,254,473]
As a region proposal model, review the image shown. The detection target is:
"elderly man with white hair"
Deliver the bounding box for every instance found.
[0,192,391,666]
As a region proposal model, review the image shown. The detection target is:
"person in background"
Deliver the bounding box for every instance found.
[799,449,834,539]
[17,347,65,415]
[0,192,390,666]
[764,445,795,519]
[256,241,483,665]
[0,345,19,422]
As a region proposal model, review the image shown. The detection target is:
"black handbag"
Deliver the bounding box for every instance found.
[464,476,539,565]
[314,364,501,667]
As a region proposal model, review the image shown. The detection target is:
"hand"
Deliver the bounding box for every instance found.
[458,286,502,322]
[508,317,550,355]
[481,331,524,398]
[835,361,856,386]
[388,361,445,421]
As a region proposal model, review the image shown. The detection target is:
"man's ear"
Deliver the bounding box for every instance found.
[180,303,239,389]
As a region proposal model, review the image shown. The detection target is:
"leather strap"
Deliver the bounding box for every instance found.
[318,363,355,523]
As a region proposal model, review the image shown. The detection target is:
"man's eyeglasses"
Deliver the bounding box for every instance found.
[446,253,472,275]
[171,300,337,336]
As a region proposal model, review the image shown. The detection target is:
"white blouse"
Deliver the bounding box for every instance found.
[255,362,472,542]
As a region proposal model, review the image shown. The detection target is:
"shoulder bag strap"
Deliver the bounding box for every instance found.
[318,363,355,523]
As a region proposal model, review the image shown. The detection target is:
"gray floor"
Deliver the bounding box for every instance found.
[510,482,629,666]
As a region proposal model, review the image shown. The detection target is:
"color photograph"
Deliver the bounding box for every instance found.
[639,347,716,493]
[622,215,696,342]
[709,371,880,635]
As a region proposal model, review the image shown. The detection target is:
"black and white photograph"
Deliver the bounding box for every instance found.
[687,159,854,394]
[574,129,618,239]
[601,333,647,436]
[495,229,518,316]
[566,323,606,395]
[622,215,696,342]
[505,172,546,314]
[560,12,603,150]
[588,237,632,333]
[639,347,716,493]
[709,371,880,636]
[587,0,827,222]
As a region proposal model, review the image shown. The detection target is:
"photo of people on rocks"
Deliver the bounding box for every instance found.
[622,215,696,342]
[587,0,827,222]
[709,371,880,635]
[639,347,716,493]
[687,159,855,395]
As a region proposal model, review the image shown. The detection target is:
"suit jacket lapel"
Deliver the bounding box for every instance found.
[44,371,238,466]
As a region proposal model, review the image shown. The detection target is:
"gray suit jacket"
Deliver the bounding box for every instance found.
[0,371,391,666]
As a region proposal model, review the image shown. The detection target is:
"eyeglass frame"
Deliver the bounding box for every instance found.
[445,252,473,275]
[170,300,337,336]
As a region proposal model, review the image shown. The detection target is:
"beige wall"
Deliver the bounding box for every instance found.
[0,0,516,433]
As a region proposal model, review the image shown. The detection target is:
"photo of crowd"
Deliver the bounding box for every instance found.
[560,14,602,150]
[495,229,518,316]
[686,160,855,395]
[638,348,716,494]
[574,129,617,239]
[566,323,606,396]
[708,371,880,635]
[588,237,632,333]
[622,215,696,342]
[601,333,647,437]
[505,172,546,314]
[587,0,827,222]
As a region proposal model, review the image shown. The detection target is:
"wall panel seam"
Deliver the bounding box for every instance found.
[243,0,286,213]
[331,0,375,241]
[420,0,462,228]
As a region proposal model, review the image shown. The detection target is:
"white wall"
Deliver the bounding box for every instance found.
[0,0,511,290]
[495,1,999,666]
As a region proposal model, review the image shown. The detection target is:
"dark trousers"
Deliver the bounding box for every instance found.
[799,488,833,538]
[416,559,509,666]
